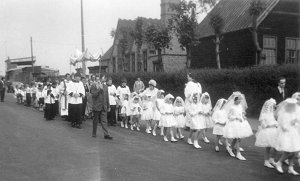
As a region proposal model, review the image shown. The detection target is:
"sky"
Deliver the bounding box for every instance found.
[0,0,162,76]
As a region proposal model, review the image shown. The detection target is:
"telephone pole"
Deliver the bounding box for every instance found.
[81,0,86,77]
[30,37,34,80]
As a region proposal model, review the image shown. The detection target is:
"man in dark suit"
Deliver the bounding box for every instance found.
[90,76,113,139]
[272,76,289,104]
[0,77,6,102]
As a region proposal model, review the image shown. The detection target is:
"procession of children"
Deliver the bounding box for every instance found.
[11,73,300,176]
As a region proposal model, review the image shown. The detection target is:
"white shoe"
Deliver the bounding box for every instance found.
[121,122,124,128]
[164,136,169,142]
[218,140,223,145]
[275,162,284,174]
[130,125,134,130]
[269,158,276,166]
[152,131,156,136]
[136,127,140,131]
[264,160,274,168]
[203,137,210,143]
[288,166,299,176]
[226,147,235,157]
[146,129,151,134]
[175,134,180,139]
[236,152,246,161]
[125,124,128,129]
[171,137,178,142]
[180,135,184,139]
[215,146,220,152]
[193,140,201,149]
[284,159,289,165]
[149,127,152,131]
[239,147,245,152]
[187,138,193,145]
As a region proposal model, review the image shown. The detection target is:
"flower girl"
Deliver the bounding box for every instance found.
[160,94,177,142]
[254,98,278,168]
[174,97,185,139]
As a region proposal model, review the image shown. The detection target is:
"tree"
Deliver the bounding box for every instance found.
[118,27,133,72]
[145,24,171,72]
[130,17,145,72]
[169,0,217,68]
[248,0,266,65]
[209,12,224,69]
[110,29,116,38]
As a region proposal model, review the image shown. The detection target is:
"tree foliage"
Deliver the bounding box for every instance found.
[145,24,171,51]
[209,12,224,35]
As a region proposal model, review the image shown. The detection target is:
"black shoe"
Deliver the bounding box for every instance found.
[92,134,96,138]
[76,124,82,129]
[104,135,113,140]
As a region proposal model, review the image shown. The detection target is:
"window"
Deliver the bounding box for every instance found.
[143,50,148,72]
[285,38,300,64]
[261,36,277,65]
[112,57,116,73]
[131,53,135,72]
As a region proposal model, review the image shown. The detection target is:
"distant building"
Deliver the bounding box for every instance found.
[5,57,59,83]
[91,0,187,74]
[192,0,300,68]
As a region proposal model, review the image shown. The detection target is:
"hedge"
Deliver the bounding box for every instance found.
[107,65,299,117]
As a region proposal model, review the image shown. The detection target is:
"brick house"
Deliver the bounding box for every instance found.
[97,0,187,74]
[191,0,300,68]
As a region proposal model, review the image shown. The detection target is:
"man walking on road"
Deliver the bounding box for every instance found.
[91,76,113,140]
[0,77,6,102]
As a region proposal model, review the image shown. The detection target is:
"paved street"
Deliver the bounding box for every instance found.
[0,94,299,181]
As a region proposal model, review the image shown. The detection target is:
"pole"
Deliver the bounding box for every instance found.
[81,0,86,77]
[30,37,34,81]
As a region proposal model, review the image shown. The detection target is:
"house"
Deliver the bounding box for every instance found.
[192,0,300,68]
[94,0,187,74]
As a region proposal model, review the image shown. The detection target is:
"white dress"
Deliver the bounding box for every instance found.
[184,81,202,127]
[174,106,185,128]
[153,99,164,121]
[201,103,214,129]
[141,100,154,121]
[189,103,206,130]
[212,110,227,136]
[223,104,253,139]
[255,113,278,148]
[275,112,300,152]
[160,103,176,128]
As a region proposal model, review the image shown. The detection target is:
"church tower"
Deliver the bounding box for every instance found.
[161,0,180,25]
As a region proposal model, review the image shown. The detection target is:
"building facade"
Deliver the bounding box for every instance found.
[192,0,300,68]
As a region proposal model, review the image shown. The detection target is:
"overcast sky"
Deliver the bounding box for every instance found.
[0,0,163,76]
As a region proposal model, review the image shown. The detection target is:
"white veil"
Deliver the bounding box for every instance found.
[200,92,212,110]
[259,98,276,122]
[222,92,248,115]
[212,98,227,115]
[174,96,184,107]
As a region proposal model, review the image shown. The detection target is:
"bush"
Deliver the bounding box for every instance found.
[107,65,299,117]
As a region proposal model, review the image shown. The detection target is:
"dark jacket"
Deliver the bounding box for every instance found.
[272,87,289,104]
[0,80,5,91]
[90,82,110,111]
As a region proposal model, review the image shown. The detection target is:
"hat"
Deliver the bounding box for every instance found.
[148,79,156,87]
[160,90,165,93]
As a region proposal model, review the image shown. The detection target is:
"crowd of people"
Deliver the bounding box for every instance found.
[9,73,300,176]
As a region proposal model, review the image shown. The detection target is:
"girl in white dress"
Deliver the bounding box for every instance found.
[212,98,228,152]
[199,92,213,143]
[274,98,300,175]
[141,94,154,134]
[292,92,300,167]
[174,97,185,139]
[254,98,278,168]
[187,93,203,149]
[160,94,177,142]
[223,92,253,160]
[130,96,142,131]
[120,94,130,128]
[152,90,165,136]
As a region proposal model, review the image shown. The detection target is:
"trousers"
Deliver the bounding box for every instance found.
[93,110,109,136]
